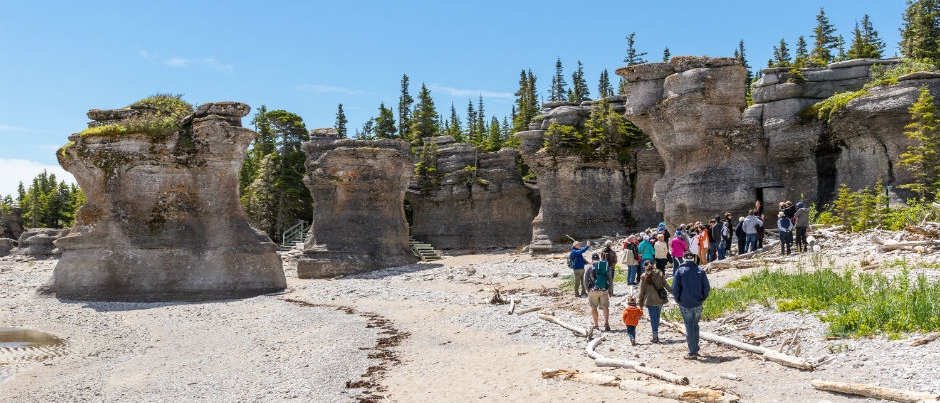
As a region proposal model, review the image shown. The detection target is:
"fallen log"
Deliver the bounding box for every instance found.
[508,298,516,314]
[906,225,940,238]
[585,335,606,359]
[665,321,815,370]
[594,357,644,369]
[618,379,740,403]
[539,314,588,337]
[909,332,939,347]
[591,339,690,385]
[540,368,619,386]
[541,368,738,402]
[634,366,690,386]
[878,240,940,252]
[810,379,940,403]
[515,306,542,315]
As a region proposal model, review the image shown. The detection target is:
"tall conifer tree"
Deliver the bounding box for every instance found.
[623,32,647,66]
[409,83,439,143]
[374,103,397,139]
[597,69,614,99]
[900,0,940,65]
[568,61,590,103]
[811,8,838,64]
[550,58,567,102]
[398,74,414,140]
[334,103,348,137]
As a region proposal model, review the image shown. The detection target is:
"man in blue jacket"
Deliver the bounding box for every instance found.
[569,240,591,297]
[671,260,710,359]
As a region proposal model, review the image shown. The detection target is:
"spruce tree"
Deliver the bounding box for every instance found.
[597,69,614,99]
[444,103,464,142]
[773,38,791,67]
[568,61,590,103]
[663,47,671,62]
[409,83,440,143]
[466,99,477,142]
[735,40,753,101]
[846,14,886,59]
[900,0,940,65]
[550,58,567,102]
[811,8,838,64]
[795,36,809,67]
[334,103,348,137]
[354,119,374,140]
[398,74,414,140]
[513,69,540,133]
[623,32,648,66]
[374,103,397,139]
[899,85,940,200]
[485,116,502,151]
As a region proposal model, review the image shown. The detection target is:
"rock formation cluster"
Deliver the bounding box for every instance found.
[50,102,285,301]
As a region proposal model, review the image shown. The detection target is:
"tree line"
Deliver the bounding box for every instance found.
[0,171,84,230]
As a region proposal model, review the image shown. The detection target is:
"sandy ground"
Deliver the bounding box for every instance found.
[2,236,940,402]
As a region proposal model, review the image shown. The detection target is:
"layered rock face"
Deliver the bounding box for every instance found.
[516,99,662,252]
[51,102,285,301]
[746,59,901,203]
[297,138,416,278]
[617,57,763,224]
[406,136,538,251]
[826,72,940,196]
[0,206,24,240]
[17,228,66,256]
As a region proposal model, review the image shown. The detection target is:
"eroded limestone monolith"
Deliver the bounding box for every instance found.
[51,101,285,301]
[297,138,416,278]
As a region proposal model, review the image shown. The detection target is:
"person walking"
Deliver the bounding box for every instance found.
[569,240,591,297]
[637,260,668,343]
[793,202,810,253]
[637,235,655,280]
[672,260,711,359]
[584,253,615,331]
[621,296,643,346]
[777,211,794,255]
[669,231,688,274]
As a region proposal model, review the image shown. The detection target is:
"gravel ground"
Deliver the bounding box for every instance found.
[2,229,940,402]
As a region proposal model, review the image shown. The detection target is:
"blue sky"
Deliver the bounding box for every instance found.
[0,1,907,197]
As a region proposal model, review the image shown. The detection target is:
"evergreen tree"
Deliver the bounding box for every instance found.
[409,83,440,143]
[485,116,502,151]
[550,58,568,102]
[663,47,671,62]
[444,103,464,142]
[240,105,275,195]
[623,32,648,66]
[466,99,478,142]
[567,60,590,103]
[795,36,809,67]
[16,170,83,228]
[354,118,374,140]
[398,74,414,140]
[476,95,486,143]
[735,40,753,102]
[835,35,847,61]
[597,69,614,99]
[811,8,838,64]
[334,103,348,137]
[899,85,940,200]
[513,69,540,133]
[374,103,397,139]
[773,38,792,67]
[847,14,886,59]
[242,154,278,237]
[900,0,940,65]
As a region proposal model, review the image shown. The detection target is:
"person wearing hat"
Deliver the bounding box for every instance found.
[793,202,810,253]
[569,240,591,297]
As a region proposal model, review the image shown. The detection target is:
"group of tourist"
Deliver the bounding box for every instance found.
[567,199,812,359]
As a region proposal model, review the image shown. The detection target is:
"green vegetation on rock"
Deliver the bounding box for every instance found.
[78,94,194,138]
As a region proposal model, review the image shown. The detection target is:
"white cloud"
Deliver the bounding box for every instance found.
[296,84,364,95]
[0,159,75,197]
[155,55,235,74]
[427,84,514,100]
[0,124,46,134]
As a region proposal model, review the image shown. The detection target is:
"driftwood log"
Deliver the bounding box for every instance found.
[541,368,739,403]
[909,332,939,347]
[906,225,940,238]
[665,321,815,370]
[878,240,940,252]
[539,314,588,337]
[810,379,940,403]
[515,306,542,315]
[588,335,689,385]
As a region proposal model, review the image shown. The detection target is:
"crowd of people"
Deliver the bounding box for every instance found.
[567,199,812,359]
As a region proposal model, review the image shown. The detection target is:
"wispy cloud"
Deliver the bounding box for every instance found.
[161,57,235,74]
[0,124,47,133]
[296,84,364,95]
[139,50,235,74]
[428,85,514,100]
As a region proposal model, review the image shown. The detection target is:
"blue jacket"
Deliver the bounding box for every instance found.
[672,261,710,308]
[569,245,590,270]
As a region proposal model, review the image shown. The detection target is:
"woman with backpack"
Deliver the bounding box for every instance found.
[637,236,655,281]
[777,211,794,255]
[637,260,668,343]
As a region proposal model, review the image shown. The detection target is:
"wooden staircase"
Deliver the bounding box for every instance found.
[278,219,308,251]
[409,236,442,261]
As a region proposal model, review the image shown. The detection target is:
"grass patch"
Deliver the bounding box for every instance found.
[664,260,940,338]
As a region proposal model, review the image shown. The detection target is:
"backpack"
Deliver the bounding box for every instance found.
[567,255,576,269]
[594,261,609,289]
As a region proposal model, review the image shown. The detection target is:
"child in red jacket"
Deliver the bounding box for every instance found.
[622,296,643,345]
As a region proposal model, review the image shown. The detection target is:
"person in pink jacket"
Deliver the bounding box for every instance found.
[669,232,689,275]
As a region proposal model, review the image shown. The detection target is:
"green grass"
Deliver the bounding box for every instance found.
[664,260,940,338]
[78,94,194,138]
